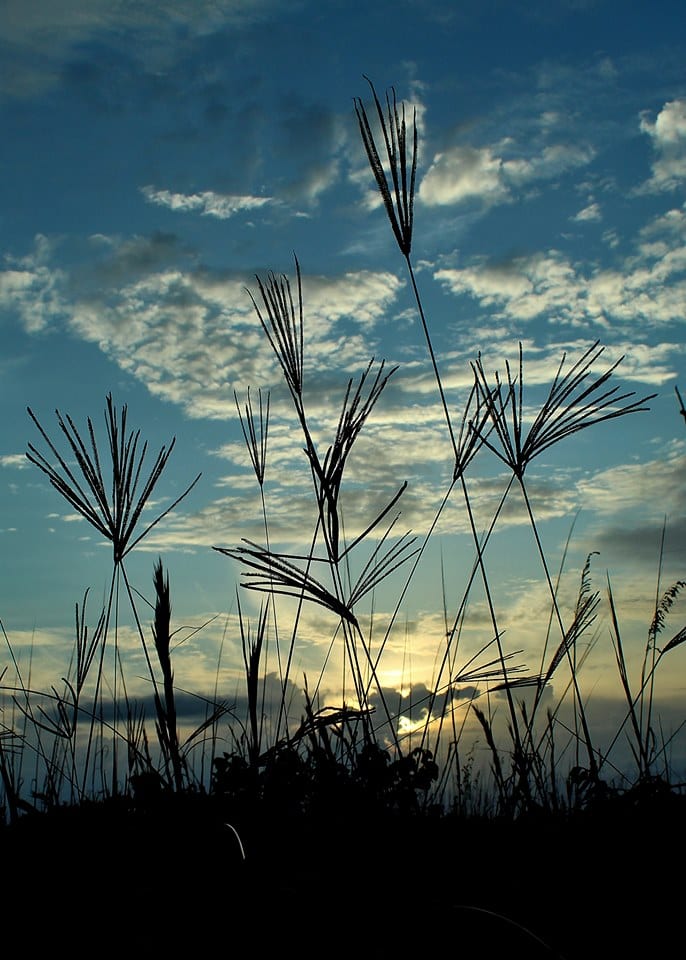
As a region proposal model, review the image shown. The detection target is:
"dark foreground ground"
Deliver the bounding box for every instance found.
[2,789,683,958]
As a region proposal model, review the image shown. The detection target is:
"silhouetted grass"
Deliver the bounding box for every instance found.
[1,77,685,958]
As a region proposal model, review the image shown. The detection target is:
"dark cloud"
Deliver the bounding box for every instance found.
[367,680,479,732]
[593,515,686,570]
[0,0,284,100]
[59,46,166,115]
[85,231,188,283]
[96,670,307,729]
[270,98,345,205]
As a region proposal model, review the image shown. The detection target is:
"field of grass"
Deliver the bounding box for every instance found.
[2,80,685,957]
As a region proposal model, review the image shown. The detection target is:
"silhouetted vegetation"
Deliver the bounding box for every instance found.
[2,80,685,957]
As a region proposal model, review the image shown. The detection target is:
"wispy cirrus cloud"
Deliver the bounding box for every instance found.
[141,186,274,220]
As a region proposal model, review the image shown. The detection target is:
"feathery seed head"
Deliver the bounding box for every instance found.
[355,76,417,256]
[472,341,657,478]
[248,257,305,408]
[26,394,201,565]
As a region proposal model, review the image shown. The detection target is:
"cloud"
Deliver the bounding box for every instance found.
[593,515,686,572]
[418,139,594,209]
[503,142,594,185]
[140,384,633,557]
[578,447,686,521]
[0,0,283,98]
[0,241,68,333]
[272,100,348,206]
[638,99,686,193]
[433,207,686,351]
[0,454,29,469]
[141,186,274,220]
[435,252,585,323]
[572,202,601,222]
[2,234,404,421]
[86,231,187,283]
[419,145,508,207]
[9,231,678,562]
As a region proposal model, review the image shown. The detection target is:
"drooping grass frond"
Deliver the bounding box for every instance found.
[341,481,408,558]
[73,589,105,696]
[453,648,527,686]
[490,571,600,697]
[543,589,600,686]
[536,553,601,689]
[675,385,686,425]
[215,540,358,626]
[608,580,643,738]
[494,675,547,692]
[346,520,419,609]
[235,387,270,487]
[29,686,74,740]
[354,76,417,256]
[473,341,657,478]
[650,580,686,645]
[661,625,686,654]
[179,695,232,753]
[472,704,507,805]
[606,576,655,775]
[26,394,201,564]
[288,703,374,750]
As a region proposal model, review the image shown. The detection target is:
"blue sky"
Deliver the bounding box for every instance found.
[1,0,685,768]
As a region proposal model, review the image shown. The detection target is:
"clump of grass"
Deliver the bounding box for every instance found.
[352,77,664,813]
[16,396,202,800]
[1,78,684,838]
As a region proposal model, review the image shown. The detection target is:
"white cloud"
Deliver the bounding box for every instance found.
[572,202,601,222]
[2,236,404,421]
[433,209,686,354]
[418,139,593,209]
[638,99,686,192]
[639,204,686,241]
[0,454,28,469]
[0,241,67,332]
[435,252,582,322]
[641,99,686,147]
[419,145,507,207]
[141,186,274,220]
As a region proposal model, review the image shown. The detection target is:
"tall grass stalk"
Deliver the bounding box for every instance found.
[355,78,529,784]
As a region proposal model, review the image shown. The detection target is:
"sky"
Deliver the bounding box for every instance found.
[1,0,686,781]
